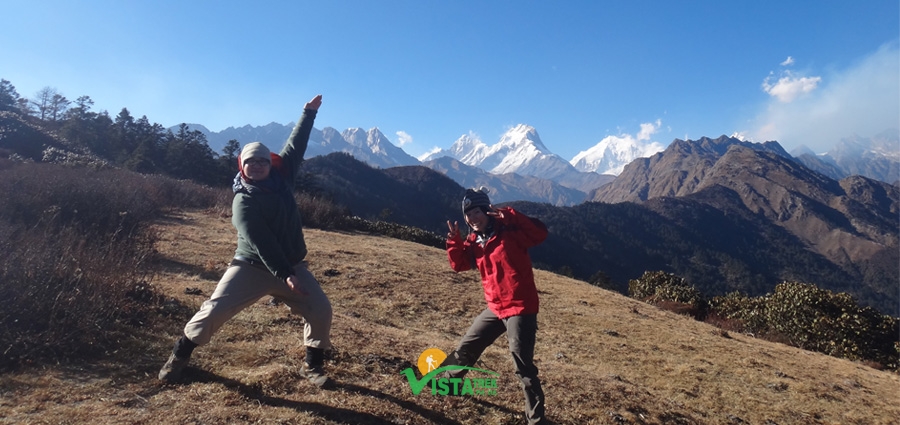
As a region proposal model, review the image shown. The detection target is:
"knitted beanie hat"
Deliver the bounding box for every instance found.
[240,142,271,164]
[462,187,492,213]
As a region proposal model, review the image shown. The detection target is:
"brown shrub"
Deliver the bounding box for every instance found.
[703,311,747,333]
[655,300,706,321]
[295,192,351,230]
[0,162,219,370]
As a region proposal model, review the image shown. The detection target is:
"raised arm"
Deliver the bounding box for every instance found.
[494,207,547,248]
[446,220,474,272]
[280,94,322,172]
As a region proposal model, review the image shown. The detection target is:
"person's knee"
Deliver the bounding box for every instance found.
[303,302,332,329]
[312,297,333,324]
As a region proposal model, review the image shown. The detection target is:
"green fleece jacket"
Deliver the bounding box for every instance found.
[231,108,317,280]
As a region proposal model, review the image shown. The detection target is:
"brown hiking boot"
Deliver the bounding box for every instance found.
[158,353,190,382]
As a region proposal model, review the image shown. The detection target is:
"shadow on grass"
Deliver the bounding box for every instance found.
[336,382,464,425]
[174,368,462,425]
[469,396,520,416]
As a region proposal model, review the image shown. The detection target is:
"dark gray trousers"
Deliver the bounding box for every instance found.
[442,308,547,425]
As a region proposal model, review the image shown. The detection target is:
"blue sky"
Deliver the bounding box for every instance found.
[3,1,898,159]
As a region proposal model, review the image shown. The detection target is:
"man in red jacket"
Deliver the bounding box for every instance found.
[443,187,549,425]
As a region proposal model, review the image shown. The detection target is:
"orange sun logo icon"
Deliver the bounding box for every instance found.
[417,348,447,375]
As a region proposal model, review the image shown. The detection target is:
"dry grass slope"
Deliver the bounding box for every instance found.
[1,209,898,425]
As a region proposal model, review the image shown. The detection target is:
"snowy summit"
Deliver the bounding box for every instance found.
[571,123,666,175]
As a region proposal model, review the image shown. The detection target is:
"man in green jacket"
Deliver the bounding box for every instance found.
[158,94,333,387]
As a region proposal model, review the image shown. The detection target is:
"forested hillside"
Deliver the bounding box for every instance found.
[0,80,234,185]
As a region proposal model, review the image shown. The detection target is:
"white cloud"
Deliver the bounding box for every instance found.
[780,56,795,66]
[637,119,662,141]
[762,72,822,103]
[746,43,900,152]
[395,130,413,146]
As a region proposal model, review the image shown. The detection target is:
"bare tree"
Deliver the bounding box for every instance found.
[31,86,69,121]
[31,87,54,120]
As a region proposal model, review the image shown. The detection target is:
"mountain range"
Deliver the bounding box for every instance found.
[590,135,898,284]
[297,137,898,316]
[790,129,900,184]
[2,109,897,315]
[190,122,899,207]
[191,123,624,205]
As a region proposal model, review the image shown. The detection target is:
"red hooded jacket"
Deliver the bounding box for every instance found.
[446,207,548,319]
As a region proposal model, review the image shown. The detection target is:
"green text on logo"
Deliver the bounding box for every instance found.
[400,364,500,396]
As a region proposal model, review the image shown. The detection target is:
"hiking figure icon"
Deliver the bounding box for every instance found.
[416,348,448,376]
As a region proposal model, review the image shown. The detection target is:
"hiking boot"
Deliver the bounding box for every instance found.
[301,362,332,388]
[158,353,190,382]
[301,346,332,387]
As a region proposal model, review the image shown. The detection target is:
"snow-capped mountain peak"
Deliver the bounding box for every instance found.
[475,124,547,173]
[421,124,597,187]
[340,127,391,155]
[366,128,391,155]
[495,124,550,152]
[341,127,367,147]
[337,127,419,167]
[571,133,665,176]
[445,132,487,166]
[472,124,577,180]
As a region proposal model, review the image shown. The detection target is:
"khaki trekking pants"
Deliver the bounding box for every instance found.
[183,260,332,349]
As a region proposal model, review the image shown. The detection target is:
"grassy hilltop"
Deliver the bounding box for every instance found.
[0,159,897,424]
[2,206,899,424]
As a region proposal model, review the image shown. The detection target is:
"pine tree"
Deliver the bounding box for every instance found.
[0,79,20,112]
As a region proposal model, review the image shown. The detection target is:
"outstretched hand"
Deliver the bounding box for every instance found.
[305,94,323,111]
[446,220,460,239]
[485,207,504,220]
